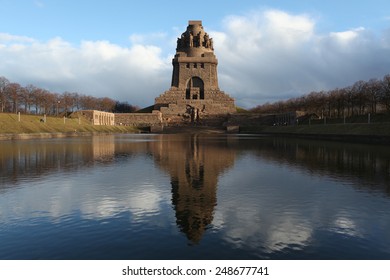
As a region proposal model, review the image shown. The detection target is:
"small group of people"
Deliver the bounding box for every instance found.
[185,105,201,124]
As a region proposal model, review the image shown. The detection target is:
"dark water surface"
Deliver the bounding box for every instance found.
[1,134,390,259]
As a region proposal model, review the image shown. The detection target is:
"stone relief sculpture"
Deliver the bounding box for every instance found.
[176,30,214,51]
[189,32,194,47]
[204,33,210,48]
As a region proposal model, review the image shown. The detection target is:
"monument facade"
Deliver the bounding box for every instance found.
[155,20,236,125]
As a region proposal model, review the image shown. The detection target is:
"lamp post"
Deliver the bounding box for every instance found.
[57,100,60,116]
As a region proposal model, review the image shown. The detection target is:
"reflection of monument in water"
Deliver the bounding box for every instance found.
[149,135,236,243]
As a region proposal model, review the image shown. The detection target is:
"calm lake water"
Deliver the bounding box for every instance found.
[1,134,390,260]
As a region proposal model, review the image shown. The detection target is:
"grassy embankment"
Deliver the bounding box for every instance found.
[0,113,138,136]
[2,112,390,143]
[247,122,390,135]
[240,122,390,143]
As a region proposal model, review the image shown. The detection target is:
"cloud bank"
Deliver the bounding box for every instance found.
[214,10,390,107]
[1,9,390,108]
[0,34,171,106]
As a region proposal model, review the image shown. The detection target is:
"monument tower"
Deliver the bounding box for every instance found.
[155,20,235,125]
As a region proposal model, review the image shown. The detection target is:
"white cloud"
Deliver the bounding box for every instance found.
[0,34,170,106]
[329,27,365,43]
[0,33,36,43]
[263,10,315,44]
[213,10,390,107]
[1,9,390,108]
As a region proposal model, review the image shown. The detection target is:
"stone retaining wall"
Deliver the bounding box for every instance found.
[115,111,162,126]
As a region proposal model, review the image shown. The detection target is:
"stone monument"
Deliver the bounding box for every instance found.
[155,20,235,125]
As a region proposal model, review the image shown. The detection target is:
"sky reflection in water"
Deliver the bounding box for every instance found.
[0,134,390,259]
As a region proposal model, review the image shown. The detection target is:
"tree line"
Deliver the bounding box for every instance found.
[0,76,139,115]
[252,74,390,118]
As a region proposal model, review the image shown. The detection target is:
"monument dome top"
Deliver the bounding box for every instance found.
[176,20,214,57]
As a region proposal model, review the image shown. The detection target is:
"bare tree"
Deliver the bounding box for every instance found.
[6,83,22,113]
[70,92,81,111]
[380,75,390,112]
[98,97,116,112]
[61,92,74,114]
[39,89,54,115]
[23,84,37,113]
[365,79,381,113]
[352,80,369,115]
[0,76,10,112]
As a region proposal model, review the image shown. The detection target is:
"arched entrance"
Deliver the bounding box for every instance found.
[186,77,204,100]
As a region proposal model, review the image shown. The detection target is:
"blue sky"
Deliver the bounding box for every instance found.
[3,1,390,44]
[1,0,390,108]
